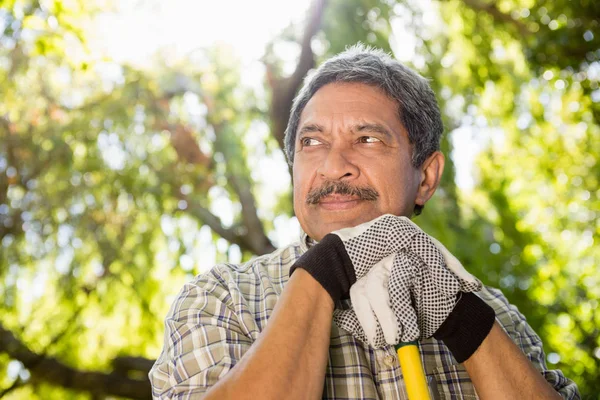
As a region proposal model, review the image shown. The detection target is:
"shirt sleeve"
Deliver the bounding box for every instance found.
[149,267,255,399]
[480,286,581,399]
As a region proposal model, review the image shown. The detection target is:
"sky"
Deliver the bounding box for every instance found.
[91,0,313,66]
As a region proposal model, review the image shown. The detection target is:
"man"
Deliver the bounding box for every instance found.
[149,45,579,399]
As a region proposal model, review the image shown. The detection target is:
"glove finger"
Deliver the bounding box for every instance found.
[333,308,368,344]
[389,215,421,247]
[333,215,421,279]
[404,251,458,338]
[332,213,392,241]
[333,308,387,348]
[427,235,482,291]
[410,232,461,298]
[401,218,482,293]
[363,253,399,344]
[334,218,387,279]
[350,276,379,346]
[389,253,420,342]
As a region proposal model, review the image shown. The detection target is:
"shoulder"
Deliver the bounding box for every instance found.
[476,285,523,327]
[476,285,527,325]
[180,242,303,301]
[476,285,513,312]
[202,241,302,281]
[164,242,303,329]
[476,285,543,350]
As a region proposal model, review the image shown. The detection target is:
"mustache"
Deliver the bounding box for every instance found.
[306,181,379,205]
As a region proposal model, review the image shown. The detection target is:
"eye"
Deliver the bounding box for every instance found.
[300,137,323,147]
[358,136,381,144]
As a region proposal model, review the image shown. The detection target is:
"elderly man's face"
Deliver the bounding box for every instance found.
[293,82,429,241]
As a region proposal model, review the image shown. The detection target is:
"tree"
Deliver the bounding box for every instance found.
[0,0,392,398]
[425,0,600,395]
[1,0,598,398]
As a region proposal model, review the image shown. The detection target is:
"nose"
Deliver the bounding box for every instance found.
[317,146,359,181]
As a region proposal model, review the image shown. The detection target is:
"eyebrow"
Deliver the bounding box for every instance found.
[298,123,324,137]
[352,123,393,140]
[297,122,394,140]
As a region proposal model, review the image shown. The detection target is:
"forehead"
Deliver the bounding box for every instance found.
[297,82,403,137]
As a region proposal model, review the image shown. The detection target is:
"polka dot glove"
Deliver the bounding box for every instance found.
[333,219,495,363]
[289,214,426,305]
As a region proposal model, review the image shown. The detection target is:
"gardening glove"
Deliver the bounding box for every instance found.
[333,218,496,363]
[289,214,426,306]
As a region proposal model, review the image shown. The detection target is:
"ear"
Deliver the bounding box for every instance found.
[415,151,445,207]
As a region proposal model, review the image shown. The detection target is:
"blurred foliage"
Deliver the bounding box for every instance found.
[424,0,600,396]
[0,0,598,398]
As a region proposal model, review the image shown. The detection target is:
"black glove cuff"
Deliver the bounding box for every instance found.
[433,292,496,363]
[289,234,356,304]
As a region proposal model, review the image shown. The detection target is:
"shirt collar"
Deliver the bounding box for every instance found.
[299,230,317,253]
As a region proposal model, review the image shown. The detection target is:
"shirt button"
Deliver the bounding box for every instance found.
[383,354,396,367]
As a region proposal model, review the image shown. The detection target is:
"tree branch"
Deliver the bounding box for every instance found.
[152,96,274,254]
[0,116,24,243]
[199,91,276,255]
[0,376,25,398]
[0,322,152,400]
[228,174,276,255]
[267,0,328,152]
[144,124,271,255]
[289,0,327,94]
[112,356,155,374]
[180,191,274,254]
[181,194,246,244]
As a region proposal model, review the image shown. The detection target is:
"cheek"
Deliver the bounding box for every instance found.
[292,182,303,211]
[371,161,418,206]
[292,162,312,208]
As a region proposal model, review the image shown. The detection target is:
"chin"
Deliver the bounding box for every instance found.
[308,214,381,241]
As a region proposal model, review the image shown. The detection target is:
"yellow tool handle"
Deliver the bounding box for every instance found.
[396,342,431,400]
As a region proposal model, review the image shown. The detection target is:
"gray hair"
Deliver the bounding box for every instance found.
[284,44,444,169]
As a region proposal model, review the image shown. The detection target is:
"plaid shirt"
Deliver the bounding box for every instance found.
[150,234,580,399]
